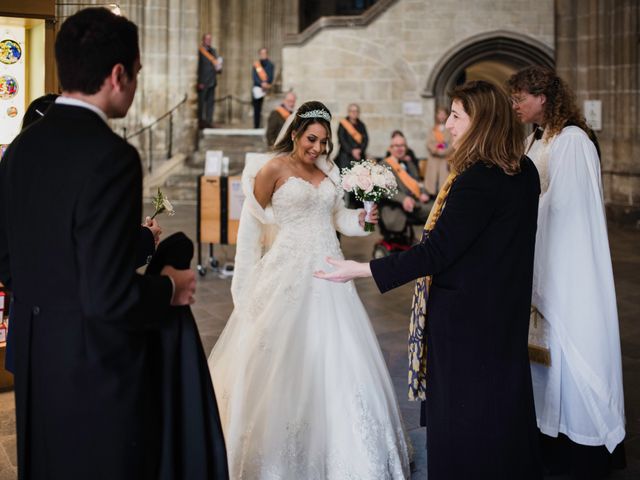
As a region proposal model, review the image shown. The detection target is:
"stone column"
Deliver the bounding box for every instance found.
[199,0,299,125]
[556,0,640,226]
[106,0,200,171]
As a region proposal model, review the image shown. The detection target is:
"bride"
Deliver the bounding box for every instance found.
[208,100,411,479]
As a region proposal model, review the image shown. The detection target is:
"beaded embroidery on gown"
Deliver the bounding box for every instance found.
[208,176,411,479]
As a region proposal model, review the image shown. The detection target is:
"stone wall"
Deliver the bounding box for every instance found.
[282,0,555,158]
[556,0,640,226]
[57,1,200,171]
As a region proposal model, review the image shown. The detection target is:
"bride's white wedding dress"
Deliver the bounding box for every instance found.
[209,172,411,479]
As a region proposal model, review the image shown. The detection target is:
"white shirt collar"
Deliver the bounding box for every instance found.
[55,96,109,125]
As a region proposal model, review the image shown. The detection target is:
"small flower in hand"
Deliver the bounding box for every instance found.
[151,188,175,220]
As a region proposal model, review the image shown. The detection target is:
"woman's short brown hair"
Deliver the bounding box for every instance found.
[448,80,524,175]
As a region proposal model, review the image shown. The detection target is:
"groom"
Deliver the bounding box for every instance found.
[0,8,200,479]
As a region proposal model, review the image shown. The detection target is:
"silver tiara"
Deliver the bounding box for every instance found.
[298,109,331,122]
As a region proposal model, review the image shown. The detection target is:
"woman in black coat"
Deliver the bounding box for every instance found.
[316,80,542,479]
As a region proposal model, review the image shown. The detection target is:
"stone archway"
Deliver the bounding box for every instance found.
[422,30,555,107]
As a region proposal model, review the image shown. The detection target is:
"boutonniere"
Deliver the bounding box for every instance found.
[150,188,175,219]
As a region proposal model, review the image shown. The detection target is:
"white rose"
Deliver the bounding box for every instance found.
[385,172,397,189]
[371,172,387,188]
[356,174,374,193]
[351,164,368,176]
[372,164,386,176]
[342,174,356,192]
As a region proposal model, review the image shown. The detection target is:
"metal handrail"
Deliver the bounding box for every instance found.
[122,94,188,174]
[125,93,188,140]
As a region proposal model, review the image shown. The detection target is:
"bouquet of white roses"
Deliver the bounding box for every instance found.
[340,159,398,232]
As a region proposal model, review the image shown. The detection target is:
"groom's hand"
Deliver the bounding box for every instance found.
[313,257,372,283]
[161,265,196,305]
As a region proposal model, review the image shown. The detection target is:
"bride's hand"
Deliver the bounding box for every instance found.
[358,205,378,227]
[313,257,372,283]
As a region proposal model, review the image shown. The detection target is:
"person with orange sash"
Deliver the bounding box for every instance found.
[382,130,432,231]
[265,91,296,146]
[424,106,453,195]
[251,47,274,128]
[197,33,222,129]
[336,103,369,171]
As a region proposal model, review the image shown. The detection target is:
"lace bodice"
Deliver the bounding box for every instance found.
[269,176,343,260]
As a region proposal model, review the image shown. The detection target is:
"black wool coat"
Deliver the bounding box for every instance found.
[371,159,543,479]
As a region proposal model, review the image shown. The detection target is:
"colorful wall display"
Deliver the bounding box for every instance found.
[0,26,25,145]
[0,39,21,65]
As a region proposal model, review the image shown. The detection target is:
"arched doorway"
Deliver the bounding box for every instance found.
[422,30,555,108]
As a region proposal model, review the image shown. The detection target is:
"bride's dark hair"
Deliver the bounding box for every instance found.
[273,100,334,158]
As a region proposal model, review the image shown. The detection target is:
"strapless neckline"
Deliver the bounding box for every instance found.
[273,175,332,200]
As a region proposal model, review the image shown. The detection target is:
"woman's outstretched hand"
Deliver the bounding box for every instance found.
[313,257,372,283]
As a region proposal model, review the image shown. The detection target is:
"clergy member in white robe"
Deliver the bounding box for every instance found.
[509,66,625,478]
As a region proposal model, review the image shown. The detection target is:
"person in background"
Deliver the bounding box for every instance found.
[336,103,369,171]
[424,106,453,195]
[197,33,222,129]
[381,130,431,231]
[265,90,296,147]
[251,47,274,129]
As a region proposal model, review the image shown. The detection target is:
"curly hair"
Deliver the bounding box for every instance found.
[448,81,524,175]
[507,65,589,138]
[273,100,334,158]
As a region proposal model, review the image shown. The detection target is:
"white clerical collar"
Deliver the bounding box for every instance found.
[55,96,109,125]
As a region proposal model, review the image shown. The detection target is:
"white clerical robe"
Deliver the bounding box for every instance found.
[527,125,625,452]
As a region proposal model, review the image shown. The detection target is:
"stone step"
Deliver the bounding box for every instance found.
[161,184,198,202]
[159,128,270,202]
[164,173,198,188]
[196,128,269,170]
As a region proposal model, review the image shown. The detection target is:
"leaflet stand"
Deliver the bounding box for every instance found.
[197,175,223,276]
[196,175,242,276]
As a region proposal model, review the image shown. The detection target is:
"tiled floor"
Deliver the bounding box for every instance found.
[0,205,637,479]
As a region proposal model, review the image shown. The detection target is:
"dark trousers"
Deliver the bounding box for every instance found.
[252,96,264,128]
[198,85,216,126]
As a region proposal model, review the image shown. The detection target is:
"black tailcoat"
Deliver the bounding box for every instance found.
[0,104,173,479]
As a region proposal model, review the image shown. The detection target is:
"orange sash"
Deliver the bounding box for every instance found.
[199,45,219,68]
[385,156,422,199]
[254,60,268,82]
[276,106,291,120]
[340,118,363,145]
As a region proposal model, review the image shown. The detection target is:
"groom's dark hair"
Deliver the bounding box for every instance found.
[55,7,139,95]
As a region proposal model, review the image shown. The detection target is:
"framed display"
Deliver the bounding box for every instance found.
[0,25,25,145]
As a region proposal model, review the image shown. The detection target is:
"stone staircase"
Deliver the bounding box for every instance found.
[158,128,270,203]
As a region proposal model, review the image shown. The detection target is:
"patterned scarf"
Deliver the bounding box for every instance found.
[407,171,458,401]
